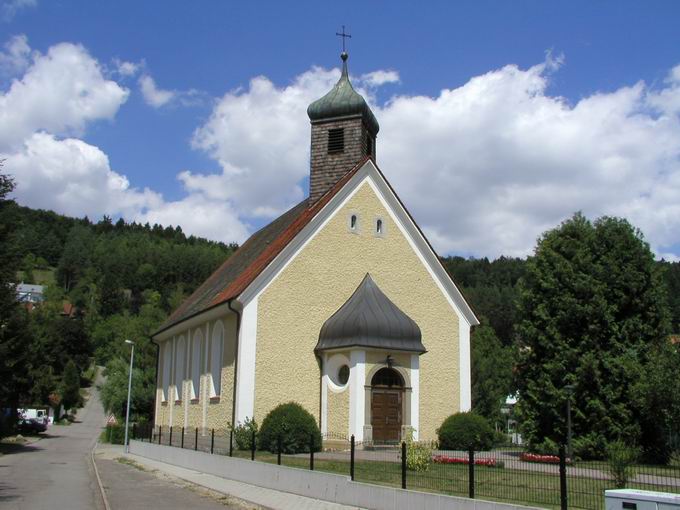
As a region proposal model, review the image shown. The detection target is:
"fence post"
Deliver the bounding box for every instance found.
[559,445,568,510]
[468,447,475,499]
[194,427,198,451]
[211,429,215,454]
[277,434,282,465]
[401,441,407,489]
[229,430,233,457]
[181,426,185,448]
[350,435,355,481]
[310,433,315,471]
[251,428,256,460]
[169,426,173,446]
[158,425,162,445]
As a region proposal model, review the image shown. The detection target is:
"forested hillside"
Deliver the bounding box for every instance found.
[1,193,237,429]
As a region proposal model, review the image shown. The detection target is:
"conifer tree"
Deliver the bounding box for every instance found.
[60,359,81,413]
[515,213,670,459]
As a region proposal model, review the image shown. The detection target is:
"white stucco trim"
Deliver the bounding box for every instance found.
[321,354,328,435]
[458,318,471,411]
[349,350,366,441]
[234,297,258,424]
[169,336,175,426]
[153,302,232,342]
[410,354,420,440]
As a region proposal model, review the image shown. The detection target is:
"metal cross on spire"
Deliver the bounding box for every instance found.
[336,25,352,53]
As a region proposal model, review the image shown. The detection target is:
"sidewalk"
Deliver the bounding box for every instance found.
[96,444,364,510]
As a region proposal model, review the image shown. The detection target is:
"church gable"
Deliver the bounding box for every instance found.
[239,160,477,328]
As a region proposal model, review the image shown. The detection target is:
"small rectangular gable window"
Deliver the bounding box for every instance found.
[328,128,345,154]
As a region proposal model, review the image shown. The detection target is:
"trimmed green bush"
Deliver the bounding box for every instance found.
[437,412,494,451]
[258,402,321,454]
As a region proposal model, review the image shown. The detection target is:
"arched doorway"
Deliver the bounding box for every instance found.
[370,368,404,443]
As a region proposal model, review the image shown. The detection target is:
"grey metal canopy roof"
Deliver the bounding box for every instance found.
[307,52,380,135]
[316,274,425,353]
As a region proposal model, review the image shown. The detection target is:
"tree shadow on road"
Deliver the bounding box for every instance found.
[0,480,20,504]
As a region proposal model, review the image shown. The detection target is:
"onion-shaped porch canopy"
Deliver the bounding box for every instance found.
[316,274,425,353]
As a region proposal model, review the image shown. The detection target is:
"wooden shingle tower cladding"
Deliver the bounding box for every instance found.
[307,52,379,202]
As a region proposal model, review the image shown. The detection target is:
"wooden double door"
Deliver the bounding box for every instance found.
[371,389,402,443]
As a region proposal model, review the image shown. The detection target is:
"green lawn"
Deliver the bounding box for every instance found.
[228,450,618,509]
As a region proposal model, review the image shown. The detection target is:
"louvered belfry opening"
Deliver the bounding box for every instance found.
[307,51,379,203]
[327,128,345,154]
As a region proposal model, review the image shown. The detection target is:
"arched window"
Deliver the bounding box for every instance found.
[376,219,383,234]
[350,214,357,230]
[210,321,224,397]
[191,330,203,400]
[371,368,404,388]
[162,341,172,401]
[174,336,186,401]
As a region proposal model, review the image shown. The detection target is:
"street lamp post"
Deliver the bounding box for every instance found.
[124,339,135,453]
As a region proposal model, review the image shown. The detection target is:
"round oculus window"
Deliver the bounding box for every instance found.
[337,365,350,385]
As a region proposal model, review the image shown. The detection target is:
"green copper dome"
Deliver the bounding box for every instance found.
[307,52,380,134]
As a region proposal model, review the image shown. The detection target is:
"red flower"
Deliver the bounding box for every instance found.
[519,453,561,464]
[432,455,496,467]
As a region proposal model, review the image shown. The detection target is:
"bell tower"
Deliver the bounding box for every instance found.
[307,51,379,203]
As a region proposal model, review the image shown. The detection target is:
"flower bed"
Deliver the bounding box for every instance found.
[432,455,499,467]
[520,452,561,464]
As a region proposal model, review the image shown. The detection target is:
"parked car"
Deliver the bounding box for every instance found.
[18,417,47,434]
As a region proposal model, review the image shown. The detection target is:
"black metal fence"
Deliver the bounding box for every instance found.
[131,425,680,509]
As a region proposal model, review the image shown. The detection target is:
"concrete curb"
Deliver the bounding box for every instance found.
[91,441,111,510]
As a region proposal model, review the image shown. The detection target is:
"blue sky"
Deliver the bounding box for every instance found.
[2,1,680,259]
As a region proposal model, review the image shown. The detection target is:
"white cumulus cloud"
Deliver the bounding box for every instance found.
[0,39,129,152]
[360,70,400,87]
[139,74,175,108]
[188,58,680,258]
[0,36,248,244]
[0,37,161,224]
[0,34,32,76]
[1,0,36,21]
[6,132,161,218]
[4,36,680,258]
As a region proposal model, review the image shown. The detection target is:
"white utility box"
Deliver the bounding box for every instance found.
[605,489,680,510]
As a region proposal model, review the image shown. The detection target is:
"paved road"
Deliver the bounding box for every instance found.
[95,455,255,510]
[0,383,106,509]
[0,378,256,510]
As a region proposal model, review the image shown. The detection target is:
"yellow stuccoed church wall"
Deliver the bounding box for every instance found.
[326,384,349,437]
[154,314,237,432]
[254,180,462,440]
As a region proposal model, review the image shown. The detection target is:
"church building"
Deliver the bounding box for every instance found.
[152,51,478,442]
